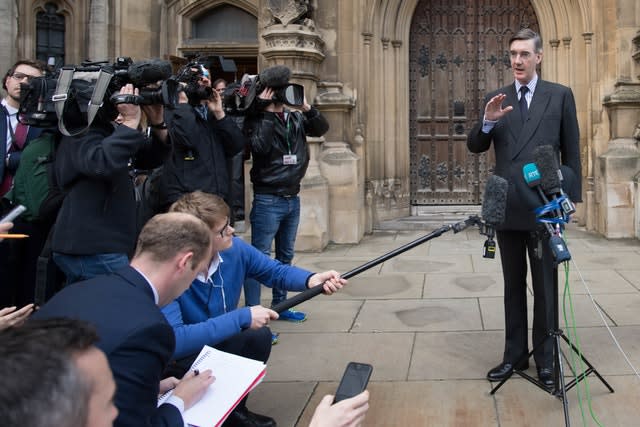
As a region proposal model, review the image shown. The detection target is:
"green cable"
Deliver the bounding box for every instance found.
[561,234,604,426]
[562,261,587,426]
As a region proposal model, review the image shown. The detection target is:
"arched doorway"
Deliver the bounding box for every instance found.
[409,0,539,205]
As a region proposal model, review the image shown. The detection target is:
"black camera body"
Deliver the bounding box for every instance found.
[222,70,305,116]
[18,57,179,132]
[18,75,59,128]
[174,62,214,106]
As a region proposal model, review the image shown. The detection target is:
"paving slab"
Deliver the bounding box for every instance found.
[354,299,483,332]
[264,332,414,382]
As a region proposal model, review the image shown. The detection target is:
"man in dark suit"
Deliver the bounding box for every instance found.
[467,28,581,387]
[33,212,216,427]
[0,59,46,308]
[1,59,46,198]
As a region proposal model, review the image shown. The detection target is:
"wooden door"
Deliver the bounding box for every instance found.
[409,0,539,205]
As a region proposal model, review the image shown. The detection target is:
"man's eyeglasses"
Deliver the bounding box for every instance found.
[11,72,38,82]
[216,218,231,238]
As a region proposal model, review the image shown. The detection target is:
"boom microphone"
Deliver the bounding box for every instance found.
[480,175,508,258]
[127,59,173,87]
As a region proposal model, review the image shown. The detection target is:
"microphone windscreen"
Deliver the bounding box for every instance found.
[258,65,291,88]
[481,175,508,226]
[533,145,562,193]
[127,59,173,87]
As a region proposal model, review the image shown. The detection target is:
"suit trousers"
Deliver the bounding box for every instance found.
[496,228,555,368]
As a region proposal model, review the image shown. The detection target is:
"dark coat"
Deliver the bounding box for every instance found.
[51,124,167,255]
[32,266,182,427]
[159,104,245,208]
[467,80,581,230]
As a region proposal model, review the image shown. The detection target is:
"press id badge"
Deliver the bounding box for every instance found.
[283,154,298,165]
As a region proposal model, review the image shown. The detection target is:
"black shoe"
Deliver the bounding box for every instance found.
[223,407,277,427]
[486,360,529,382]
[537,367,554,388]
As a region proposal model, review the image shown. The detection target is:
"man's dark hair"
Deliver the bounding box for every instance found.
[509,28,543,53]
[0,318,99,427]
[3,59,47,91]
[213,78,227,88]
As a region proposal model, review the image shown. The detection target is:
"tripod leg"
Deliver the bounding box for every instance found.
[553,333,571,426]
[560,333,615,393]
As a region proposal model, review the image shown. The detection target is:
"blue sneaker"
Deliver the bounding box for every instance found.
[271,332,279,345]
[277,309,307,322]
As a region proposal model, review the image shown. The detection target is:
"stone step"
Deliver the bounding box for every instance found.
[376,206,482,231]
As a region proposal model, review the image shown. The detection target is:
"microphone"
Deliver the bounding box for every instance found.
[480,175,508,258]
[127,59,173,87]
[523,149,572,263]
[533,145,576,219]
[522,162,552,208]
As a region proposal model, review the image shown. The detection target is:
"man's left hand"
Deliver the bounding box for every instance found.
[308,270,347,295]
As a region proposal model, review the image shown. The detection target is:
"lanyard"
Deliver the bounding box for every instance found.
[285,117,292,155]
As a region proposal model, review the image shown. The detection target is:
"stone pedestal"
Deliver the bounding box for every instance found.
[599,138,640,237]
[315,81,363,244]
[600,82,640,238]
[297,136,329,250]
[319,141,362,243]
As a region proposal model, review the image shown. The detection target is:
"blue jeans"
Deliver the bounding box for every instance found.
[53,252,129,285]
[244,194,300,306]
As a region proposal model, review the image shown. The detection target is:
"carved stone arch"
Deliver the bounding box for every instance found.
[175,0,258,59]
[178,0,257,19]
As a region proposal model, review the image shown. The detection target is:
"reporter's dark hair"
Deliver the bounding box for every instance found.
[3,59,47,91]
[0,318,99,427]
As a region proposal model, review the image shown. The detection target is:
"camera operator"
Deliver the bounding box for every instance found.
[157,65,244,211]
[51,82,169,285]
[242,65,329,322]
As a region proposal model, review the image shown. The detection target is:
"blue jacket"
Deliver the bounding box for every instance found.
[162,237,312,359]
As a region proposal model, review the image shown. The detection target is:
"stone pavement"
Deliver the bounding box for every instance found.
[241,223,640,426]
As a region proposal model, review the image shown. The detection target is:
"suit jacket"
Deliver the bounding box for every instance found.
[1,105,43,187]
[32,266,183,427]
[467,80,582,230]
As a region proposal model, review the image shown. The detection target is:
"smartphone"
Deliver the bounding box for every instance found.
[0,205,26,224]
[333,362,373,403]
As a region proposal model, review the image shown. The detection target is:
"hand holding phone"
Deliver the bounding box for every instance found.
[0,205,26,224]
[333,362,373,403]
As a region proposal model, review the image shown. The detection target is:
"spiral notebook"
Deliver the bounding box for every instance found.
[158,345,266,427]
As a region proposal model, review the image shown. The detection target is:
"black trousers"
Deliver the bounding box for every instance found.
[496,228,555,367]
[165,326,272,409]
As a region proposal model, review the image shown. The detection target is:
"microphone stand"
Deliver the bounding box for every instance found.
[272,216,483,313]
[490,223,613,426]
